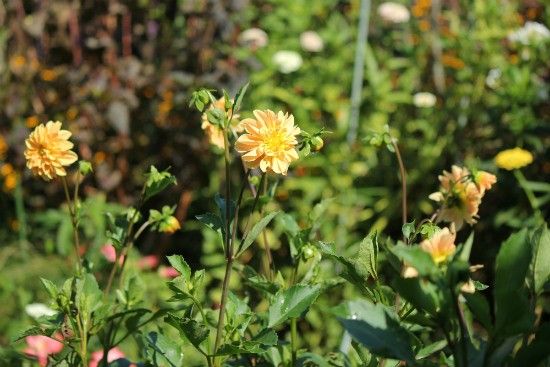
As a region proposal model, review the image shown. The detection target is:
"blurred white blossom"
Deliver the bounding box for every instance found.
[238,28,269,48]
[273,51,303,74]
[413,92,437,108]
[508,21,550,45]
[485,68,501,89]
[25,303,56,319]
[300,31,324,52]
[378,2,410,24]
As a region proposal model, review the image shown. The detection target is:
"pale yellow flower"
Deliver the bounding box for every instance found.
[402,264,419,278]
[494,147,533,170]
[24,121,78,181]
[420,227,456,264]
[201,98,242,149]
[235,110,300,175]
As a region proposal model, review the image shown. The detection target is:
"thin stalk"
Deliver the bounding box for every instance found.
[260,176,274,280]
[450,287,468,367]
[514,169,543,221]
[214,130,235,363]
[391,139,408,241]
[291,318,298,366]
[14,175,28,248]
[61,176,82,274]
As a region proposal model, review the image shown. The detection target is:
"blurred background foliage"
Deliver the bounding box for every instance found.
[0,0,549,362]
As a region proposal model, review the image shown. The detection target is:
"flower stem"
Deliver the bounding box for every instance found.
[61,176,82,274]
[514,169,543,221]
[291,318,298,366]
[391,139,408,241]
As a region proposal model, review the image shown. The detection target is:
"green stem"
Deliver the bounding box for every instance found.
[14,175,28,248]
[514,169,543,221]
[291,318,298,366]
[61,176,82,274]
[391,139,408,243]
[450,286,468,367]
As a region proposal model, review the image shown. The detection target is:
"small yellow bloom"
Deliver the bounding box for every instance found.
[420,227,456,264]
[201,98,242,149]
[0,135,7,159]
[26,116,40,128]
[235,110,300,175]
[160,216,181,234]
[40,68,58,81]
[24,121,78,181]
[494,147,533,170]
[3,173,17,192]
[1,163,14,176]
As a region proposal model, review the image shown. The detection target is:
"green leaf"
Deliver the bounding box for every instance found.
[510,323,550,366]
[402,221,415,241]
[338,300,415,364]
[165,314,209,350]
[233,82,250,113]
[464,293,493,333]
[391,243,436,276]
[12,326,51,342]
[145,331,184,367]
[144,166,177,202]
[392,277,439,315]
[532,224,550,294]
[78,160,93,175]
[40,278,58,299]
[268,284,321,327]
[75,273,102,315]
[416,339,447,359]
[166,255,191,281]
[353,233,378,280]
[196,213,224,235]
[243,266,280,294]
[238,211,280,256]
[216,328,277,356]
[458,232,475,262]
[494,229,534,341]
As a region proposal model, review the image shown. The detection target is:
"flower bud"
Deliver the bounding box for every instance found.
[311,136,324,151]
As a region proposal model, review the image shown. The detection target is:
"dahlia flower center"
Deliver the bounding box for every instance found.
[263,129,288,153]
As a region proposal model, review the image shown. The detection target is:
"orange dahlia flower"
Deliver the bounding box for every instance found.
[420,227,456,264]
[235,110,300,175]
[24,121,78,181]
[474,170,497,195]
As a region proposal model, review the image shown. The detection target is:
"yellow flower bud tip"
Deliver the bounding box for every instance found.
[162,216,181,234]
[494,147,533,171]
[311,136,324,151]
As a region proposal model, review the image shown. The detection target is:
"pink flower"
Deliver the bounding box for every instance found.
[24,334,64,367]
[137,255,160,270]
[89,347,126,367]
[100,244,124,264]
[158,266,179,279]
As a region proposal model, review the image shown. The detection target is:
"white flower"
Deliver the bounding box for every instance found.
[238,28,269,48]
[378,2,410,24]
[485,68,501,89]
[272,50,303,74]
[25,303,57,319]
[508,21,550,45]
[413,92,437,108]
[300,31,324,52]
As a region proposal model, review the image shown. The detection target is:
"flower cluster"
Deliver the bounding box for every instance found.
[429,166,496,229]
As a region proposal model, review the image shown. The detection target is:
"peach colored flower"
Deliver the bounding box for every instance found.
[24,334,64,367]
[24,121,78,181]
[460,279,476,294]
[235,110,300,175]
[402,264,419,278]
[201,98,242,149]
[100,244,123,265]
[158,266,179,279]
[474,171,497,195]
[89,347,126,367]
[420,227,456,264]
[137,255,160,270]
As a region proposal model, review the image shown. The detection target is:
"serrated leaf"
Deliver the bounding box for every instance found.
[165,314,209,350]
[233,82,249,113]
[166,255,191,281]
[145,331,183,367]
[40,278,58,299]
[268,284,321,327]
[391,244,435,276]
[144,166,177,202]
[353,233,378,280]
[238,211,280,256]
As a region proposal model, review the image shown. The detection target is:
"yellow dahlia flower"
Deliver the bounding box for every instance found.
[24,121,78,181]
[235,110,300,175]
[494,147,533,170]
[420,227,456,264]
[201,97,242,149]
